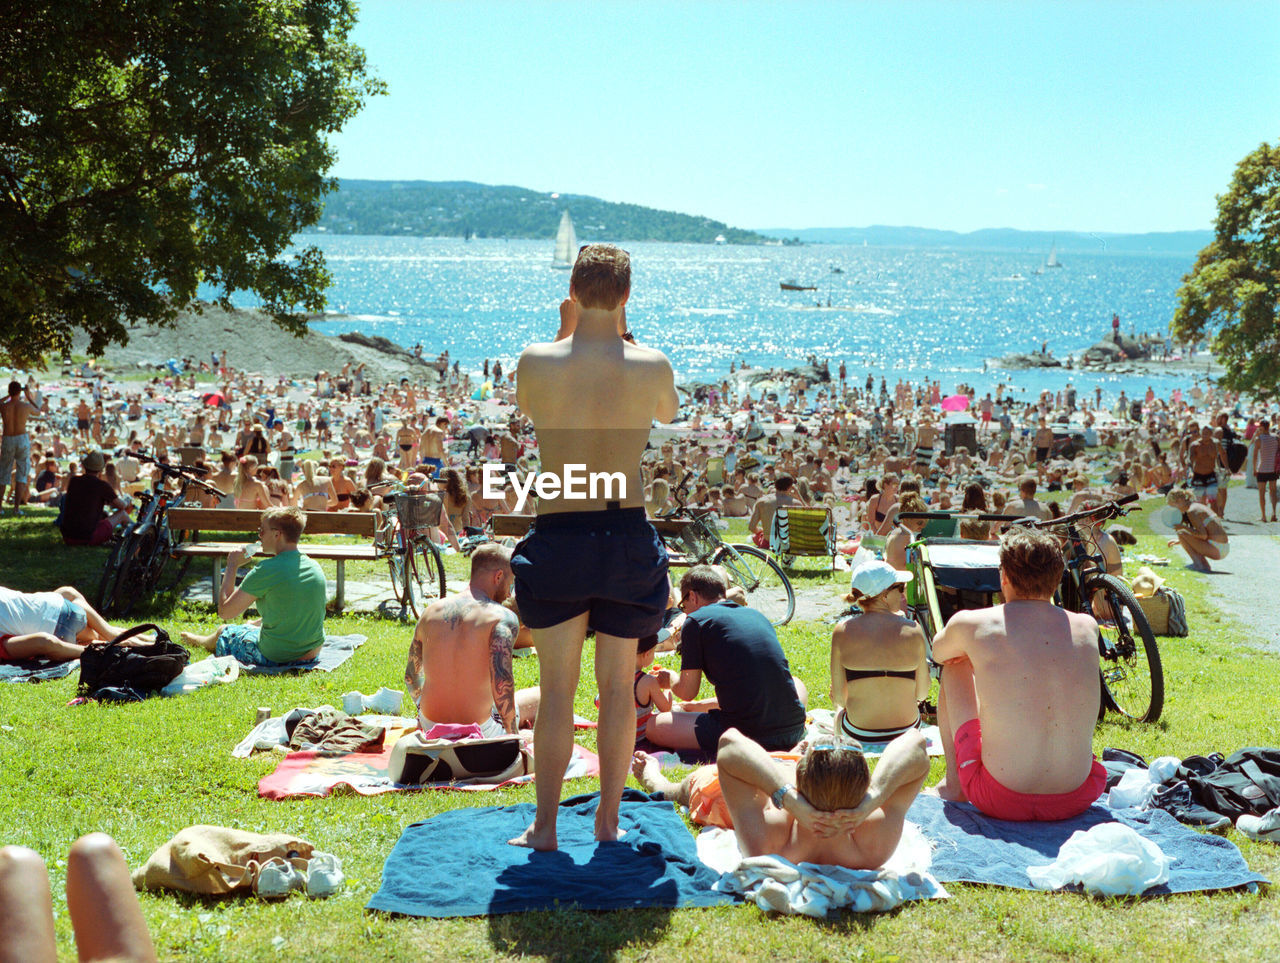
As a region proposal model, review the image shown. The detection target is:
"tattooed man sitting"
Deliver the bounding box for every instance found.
[404,544,540,738]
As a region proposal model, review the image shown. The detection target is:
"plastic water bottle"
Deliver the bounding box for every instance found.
[242,541,261,561]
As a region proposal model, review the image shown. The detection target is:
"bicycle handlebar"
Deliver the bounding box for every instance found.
[1030,492,1140,531]
[898,512,1028,523]
[134,452,225,498]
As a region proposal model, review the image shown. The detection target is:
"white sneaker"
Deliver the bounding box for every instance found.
[341,691,366,715]
[1236,808,1280,842]
[256,858,306,898]
[365,687,403,715]
[305,852,345,898]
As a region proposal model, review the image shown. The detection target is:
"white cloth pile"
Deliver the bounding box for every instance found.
[698,821,947,916]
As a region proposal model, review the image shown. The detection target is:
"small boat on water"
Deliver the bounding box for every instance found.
[551,211,577,269]
[714,234,727,245]
[780,279,817,291]
[1045,242,1063,269]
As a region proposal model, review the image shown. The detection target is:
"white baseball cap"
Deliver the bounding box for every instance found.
[850,559,913,599]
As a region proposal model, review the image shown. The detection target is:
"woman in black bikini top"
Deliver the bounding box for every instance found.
[830,560,929,744]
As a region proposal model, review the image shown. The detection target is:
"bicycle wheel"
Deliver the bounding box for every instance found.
[716,544,796,626]
[404,538,447,619]
[383,521,408,607]
[1089,573,1164,723]
[158,522,194,593]
[112,529,157,618]
[96,532,132,613]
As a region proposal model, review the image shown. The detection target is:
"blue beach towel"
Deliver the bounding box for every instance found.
[909,794,1267,894]
[368,789,735,917]
[235,633,366,675]
[0,658,78,684]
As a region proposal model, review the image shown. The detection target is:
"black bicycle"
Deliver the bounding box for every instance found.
[96,454,225,617]
[658,473,795,626]
[1034,494,1164,723]
[371,483,447,619]
[901,493,1163,723]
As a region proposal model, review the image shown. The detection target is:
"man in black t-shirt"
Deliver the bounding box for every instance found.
[645,566,807,753]
[60,451,130,545]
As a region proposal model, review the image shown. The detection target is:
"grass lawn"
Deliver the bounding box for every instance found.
[1,496,1277,962]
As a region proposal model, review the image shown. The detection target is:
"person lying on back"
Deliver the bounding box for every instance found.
[633,727,928,869]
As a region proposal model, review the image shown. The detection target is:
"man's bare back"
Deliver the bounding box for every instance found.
[405,587,519,732]
[934,600,1099,794]
[420,423,446,460]
[517,303,678,513]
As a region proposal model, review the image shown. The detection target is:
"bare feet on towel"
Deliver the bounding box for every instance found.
[594,813,625,843]
[508,823,558,852]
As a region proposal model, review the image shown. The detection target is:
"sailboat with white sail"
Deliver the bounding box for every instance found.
[551,211,578,269]
[1045,242,1063,269]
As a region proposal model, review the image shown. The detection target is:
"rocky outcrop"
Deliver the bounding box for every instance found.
[996,352,1064,369]
[1081,333,1150,365]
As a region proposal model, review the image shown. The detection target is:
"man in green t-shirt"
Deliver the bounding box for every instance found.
[181,506,326,665]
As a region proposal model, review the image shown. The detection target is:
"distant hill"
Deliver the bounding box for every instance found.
[318,180,769,244]
[753,224,1214,255]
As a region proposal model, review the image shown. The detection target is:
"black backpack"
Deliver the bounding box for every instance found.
[1185,748,1280,820]
[78,624,189,698]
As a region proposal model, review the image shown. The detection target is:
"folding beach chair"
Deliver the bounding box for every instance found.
[770,506,837,571]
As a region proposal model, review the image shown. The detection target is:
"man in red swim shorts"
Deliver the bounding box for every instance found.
[931,527,1106,821]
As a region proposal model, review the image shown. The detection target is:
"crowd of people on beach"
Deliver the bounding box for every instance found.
[3,242,1280,953]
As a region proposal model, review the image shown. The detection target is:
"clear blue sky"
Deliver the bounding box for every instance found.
[329,0,1280,234]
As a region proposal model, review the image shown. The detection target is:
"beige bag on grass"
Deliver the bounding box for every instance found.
[132,825,315,895]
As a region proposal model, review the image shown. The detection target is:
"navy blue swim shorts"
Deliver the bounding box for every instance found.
[512,508,669,639]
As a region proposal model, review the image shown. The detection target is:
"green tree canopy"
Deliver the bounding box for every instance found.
[1173,140,1280,399]
[0,0,383,366]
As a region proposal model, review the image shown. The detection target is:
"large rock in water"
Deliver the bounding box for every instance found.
[997,352,1064,369]
[731,363,831,388]
[1082,333,1149,365]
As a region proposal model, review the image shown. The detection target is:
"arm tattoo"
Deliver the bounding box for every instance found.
[404,632,424,706]
[489,612,518,733]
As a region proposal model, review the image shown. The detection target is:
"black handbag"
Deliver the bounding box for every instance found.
[77,623,190,697]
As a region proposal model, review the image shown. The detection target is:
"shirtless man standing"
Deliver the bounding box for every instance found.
[1187,424,1227,512]
[932,528,1106,820]
[1,382,41,512]
[913,418,938,474]
[402,544,538,737]
[746,474,801,547]
[419,416,448,477]
[510,244,678,850]
[1033,419,1055,465]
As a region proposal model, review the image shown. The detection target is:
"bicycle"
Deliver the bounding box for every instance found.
[1032,493,1164,723]
[96,454,226,618]
[658,473,795,626]
[373,483,447,619]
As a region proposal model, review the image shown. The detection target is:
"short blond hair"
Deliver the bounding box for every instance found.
[263,506,305,542]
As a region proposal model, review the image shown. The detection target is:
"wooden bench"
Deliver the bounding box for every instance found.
[168,508,379,612]
[491,514,703,565]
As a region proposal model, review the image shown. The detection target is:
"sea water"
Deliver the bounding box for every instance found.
[233,235,1211,404]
